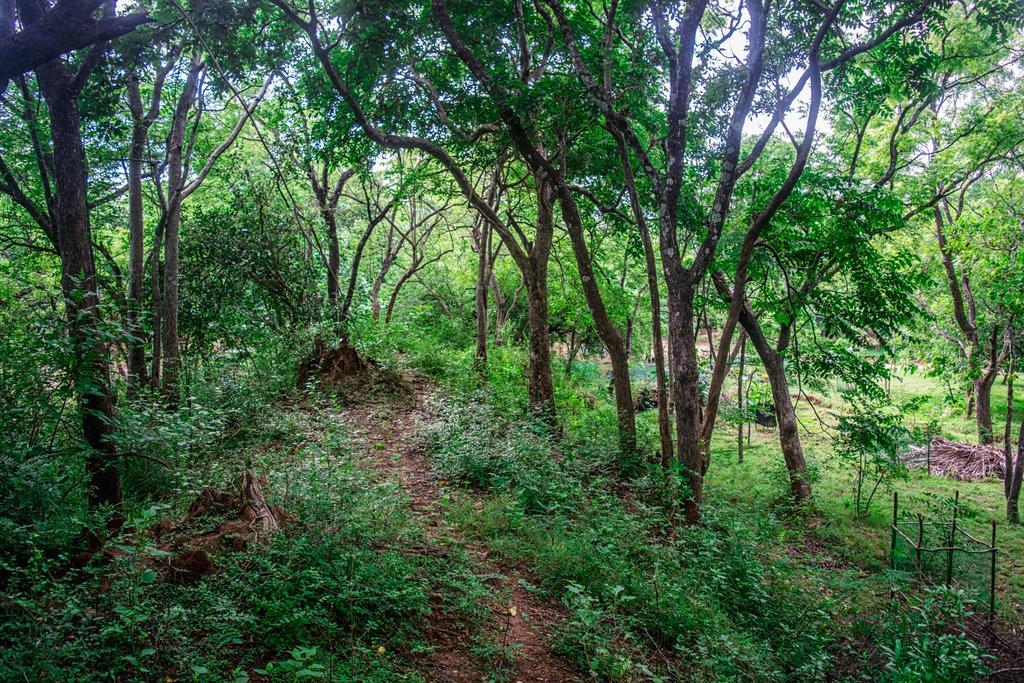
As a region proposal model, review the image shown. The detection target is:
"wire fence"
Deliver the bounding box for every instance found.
[888,490,997,625]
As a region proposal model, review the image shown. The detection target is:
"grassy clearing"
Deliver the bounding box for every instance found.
[701,368,1024,630]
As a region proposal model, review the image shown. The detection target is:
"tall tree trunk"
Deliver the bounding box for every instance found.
[149,217,164,389]
[340,202,393,327]
[763,353,812,500]
[160,54,203,404]
[126,80,148,396]
[555,183,636,453]
[614,133,672,464]
[473,220,490,371]
[712,272,811,500]
[525,182,555,419]
[340,220,378,326]
[1004,340,1017,521]
[309,167,352,305]
[36,61,121,508]
[664,276,704,523]
[737,330,745,463]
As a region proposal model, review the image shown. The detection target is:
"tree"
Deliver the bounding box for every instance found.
[124,44,179,395]
[0,0,148,86]
[0,0,147,509]
[268,0,564,418]
[548,0,937,521]
[152,55,270,401]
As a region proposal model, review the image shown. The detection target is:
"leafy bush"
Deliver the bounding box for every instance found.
[836,394,912,517]
[879,587,992,681]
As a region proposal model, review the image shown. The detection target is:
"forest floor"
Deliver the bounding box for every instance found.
[339,374,582,682]
[10,351,1023,681]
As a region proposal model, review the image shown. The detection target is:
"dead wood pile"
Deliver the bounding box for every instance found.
[904,437,1006,481]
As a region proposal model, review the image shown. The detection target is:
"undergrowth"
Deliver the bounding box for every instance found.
[1,394,490,681]
[426,380,992,682]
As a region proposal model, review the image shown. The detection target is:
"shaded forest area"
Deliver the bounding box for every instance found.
[2,0,1024,680]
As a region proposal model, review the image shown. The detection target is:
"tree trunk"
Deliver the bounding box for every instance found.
[160,54,203,404]
[325,206,340,301]
[126,80,148,396]
[384,257,420,323]
[1009,420,1024,524]
[149,217,164,389]
[1004,343,1015,514]
[555,183,636,453]
[712,272,811,501]
[976,328,1005,445]
[976,374,996,445]
[664,277,704,523]
[614,133,672,464]
[525,182,555,419]
[763,353,812,500]
[370,261,388,319]
[308,167,352,305]
[525,277,554,419]
[36,60,121,509]
[737,331,745,463]
[473,220,489,371]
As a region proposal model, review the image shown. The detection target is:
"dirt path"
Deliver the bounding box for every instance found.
[342,376,582,683]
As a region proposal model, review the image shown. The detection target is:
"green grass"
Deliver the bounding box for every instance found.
[703,368,1024,629]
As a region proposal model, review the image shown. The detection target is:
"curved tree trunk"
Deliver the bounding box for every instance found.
[555,184,636,454]
[712,272,811,501]
[763,353,812,500]
[339,198,393,327]
[384,258,420,323]
[340,218,380,325]
[36,59,121,509]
